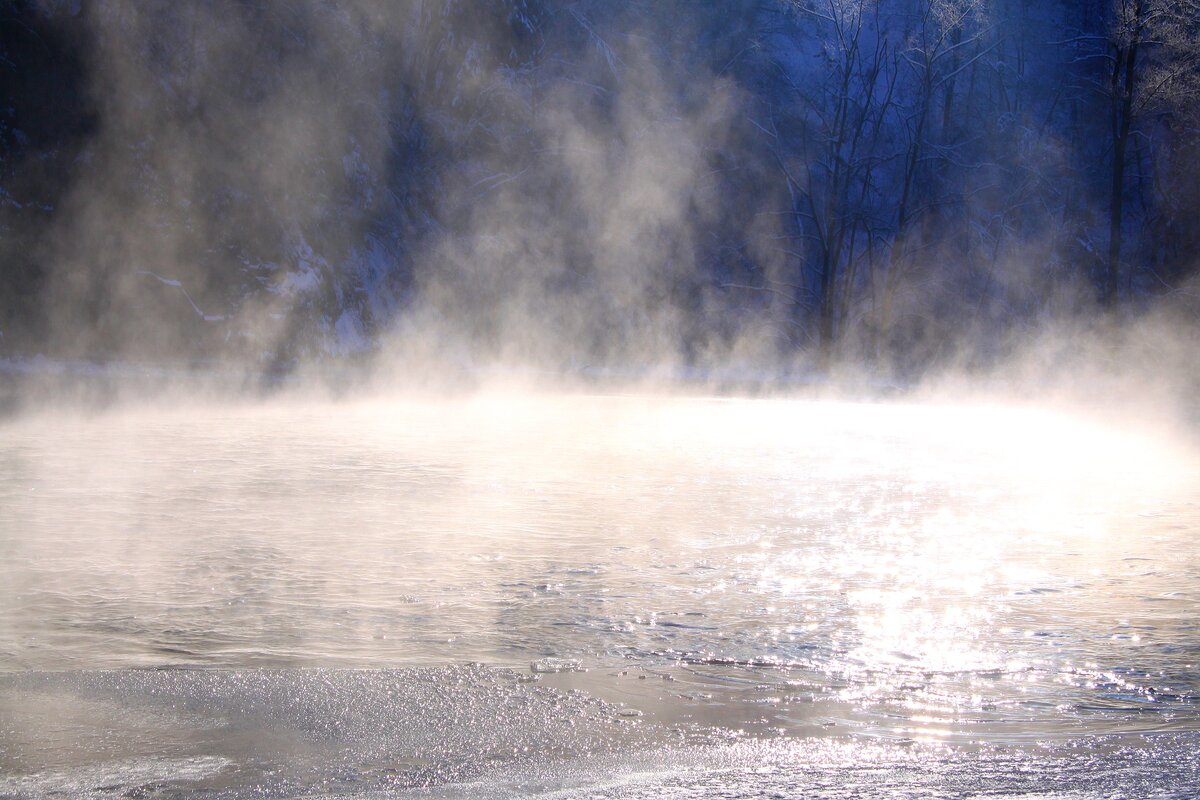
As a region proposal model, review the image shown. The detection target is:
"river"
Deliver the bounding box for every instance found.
[1,393,1198,797]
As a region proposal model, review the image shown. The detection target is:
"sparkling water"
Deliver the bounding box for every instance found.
[2,394,1198,797]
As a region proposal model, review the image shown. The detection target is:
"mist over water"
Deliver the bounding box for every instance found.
[2,1,1200,798]
[3,394,1200,796]
[1,0,1197,384]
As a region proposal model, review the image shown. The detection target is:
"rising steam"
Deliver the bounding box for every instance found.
[0,0,1196,418]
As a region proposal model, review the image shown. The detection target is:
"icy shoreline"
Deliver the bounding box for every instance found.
[3,667,1198,799]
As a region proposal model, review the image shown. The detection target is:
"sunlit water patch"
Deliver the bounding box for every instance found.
[1,394,1198,796]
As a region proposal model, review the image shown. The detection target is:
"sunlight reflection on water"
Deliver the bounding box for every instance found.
[0,393,1198,747]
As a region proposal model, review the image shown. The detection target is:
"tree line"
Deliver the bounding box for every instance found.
[0,0,1197,375]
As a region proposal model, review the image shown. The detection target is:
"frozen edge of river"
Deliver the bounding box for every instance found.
[2,666,1199,799]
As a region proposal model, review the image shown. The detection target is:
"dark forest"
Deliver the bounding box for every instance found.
[2,0,1198,382]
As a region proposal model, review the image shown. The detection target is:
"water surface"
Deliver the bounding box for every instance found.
[1,394,1198,796]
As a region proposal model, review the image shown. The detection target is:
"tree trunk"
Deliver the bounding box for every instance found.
[877,81,927,364]
[1105,1,1142,307]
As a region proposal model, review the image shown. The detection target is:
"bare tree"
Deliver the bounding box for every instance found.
[876,0,987,362]
[788,0,899,369]
[1100,0,1200,305]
